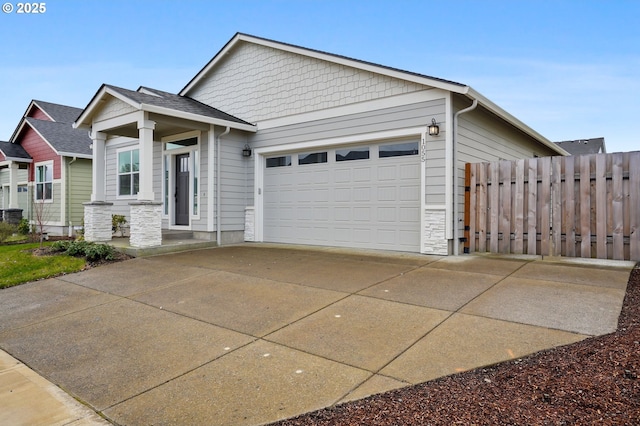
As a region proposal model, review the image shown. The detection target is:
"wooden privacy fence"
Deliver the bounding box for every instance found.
[464,151,640,261]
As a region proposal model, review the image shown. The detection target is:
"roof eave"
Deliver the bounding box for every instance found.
[59,152,92,159]
[466,88,569,156]
[141,104,257,132]
[74,85,141,129]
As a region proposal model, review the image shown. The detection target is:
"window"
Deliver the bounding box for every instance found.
[165,137,197,151]
[336,147,370,162]
[266,156,292,168]
[379,141,419,158]
[118,149,139,196]
[35,163,53,201]
[299,152,327,165]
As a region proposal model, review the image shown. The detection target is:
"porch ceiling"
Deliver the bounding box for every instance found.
[103,113,211,139]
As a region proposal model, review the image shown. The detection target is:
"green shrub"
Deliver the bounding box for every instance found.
[17,218,30,235]
[0,222,17,243]
[50,240,116,262]
[112,214,127,236]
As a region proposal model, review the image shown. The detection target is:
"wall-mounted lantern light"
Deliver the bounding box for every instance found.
[242,144,252,157]
[428,118,440,136]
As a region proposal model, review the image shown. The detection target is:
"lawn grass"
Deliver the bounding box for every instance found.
[0,242,86,289]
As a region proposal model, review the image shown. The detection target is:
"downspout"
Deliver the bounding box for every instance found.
[216,126,231,246]
[67,156,77,237]
[453,98,478,255]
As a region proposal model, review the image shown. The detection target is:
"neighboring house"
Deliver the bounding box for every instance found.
[555,137,606,155]
[0,141,30,221]
[75,33,567,255]
[1,100,92,235]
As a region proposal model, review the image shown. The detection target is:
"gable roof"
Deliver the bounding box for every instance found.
[31,100,83,124]
[25,117,92,157]
[8,100,92,158]
[555,137,606,155]
[180,33,567,156]
[74,84,256,132]
[0,140,32,162]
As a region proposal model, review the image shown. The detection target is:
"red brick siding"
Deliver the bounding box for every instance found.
[18,126,60,181]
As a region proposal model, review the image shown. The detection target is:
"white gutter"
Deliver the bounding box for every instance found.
[216,126,231,246]
[453,99,478,255]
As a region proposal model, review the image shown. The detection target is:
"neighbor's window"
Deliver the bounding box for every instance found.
[379,141,419,158]
[118,148,139,196]
[266,155,292,168]
[35,163,53,201]
[298,152,327,165]
[336,147,370,162]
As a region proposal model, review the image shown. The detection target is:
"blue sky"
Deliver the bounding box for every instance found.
[0,0,638,153]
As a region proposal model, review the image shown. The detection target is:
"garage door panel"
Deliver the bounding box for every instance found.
[263,141,421,252]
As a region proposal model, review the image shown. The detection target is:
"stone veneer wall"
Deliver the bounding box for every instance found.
[244,206,255,242]
[423,208,448,255]
[83,202,113,242]
[129,202,162,248]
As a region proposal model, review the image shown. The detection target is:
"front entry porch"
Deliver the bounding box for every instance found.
[74,85,256,249]
[109,229,219,257]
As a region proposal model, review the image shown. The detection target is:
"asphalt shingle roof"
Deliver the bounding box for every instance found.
[105,84,254,126]
[25,117,92,156]
[0,140,31,160]
[555,138,606,155]
[32,100,83,124]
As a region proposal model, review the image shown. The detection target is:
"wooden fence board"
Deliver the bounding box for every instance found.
[579,155,591,257]
[612,153,624,260]
[478,163,487,252]
[490,162,500,252]
[527,159,538,255]
[500,161,512,253]
[551,157,562,256]
[630,152,640,260]
[540,158,551,255]
[513,159,525,254]
[596,154,607,259]
[564,156,576,257]
[466,151,639,261]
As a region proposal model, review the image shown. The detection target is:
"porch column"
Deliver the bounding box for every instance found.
[90,131,107,202]
[129,118,161,248]
[137,119,156,201]
[8,162,19,208]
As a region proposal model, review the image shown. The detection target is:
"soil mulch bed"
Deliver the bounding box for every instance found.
[273,264,640,426]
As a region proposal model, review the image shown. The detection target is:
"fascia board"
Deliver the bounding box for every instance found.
[59,152,92,159]
[1,157,32,163]
[74,86,141,129]
[30,100,55,121]
[180,33,242,95]
[141,104,257,132]
[467,88,569,156]
[21,121,61,156]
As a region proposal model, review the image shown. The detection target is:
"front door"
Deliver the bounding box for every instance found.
[175,153,190,226]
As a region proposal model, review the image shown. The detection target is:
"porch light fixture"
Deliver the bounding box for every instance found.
[242,144,252,157]
[428,118,440,136]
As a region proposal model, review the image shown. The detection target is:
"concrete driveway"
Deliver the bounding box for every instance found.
[0,244,634,425]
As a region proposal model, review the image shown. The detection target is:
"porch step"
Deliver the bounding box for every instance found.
[162,230,194,240]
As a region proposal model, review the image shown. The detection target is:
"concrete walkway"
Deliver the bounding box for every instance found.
[0,244,634,425]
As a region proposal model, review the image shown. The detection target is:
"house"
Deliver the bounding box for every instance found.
[74,33,567,255]
[0,100,92,235]
[0,141,30,223]
[555,137,606,155]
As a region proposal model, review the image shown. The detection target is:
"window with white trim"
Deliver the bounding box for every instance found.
[35,162,53,201]
[118,148,139,197]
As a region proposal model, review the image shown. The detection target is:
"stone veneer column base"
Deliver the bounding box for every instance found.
[129,201,162,248]
[83,202,113,242]
[423,208,449,255]
[244,206,255,242]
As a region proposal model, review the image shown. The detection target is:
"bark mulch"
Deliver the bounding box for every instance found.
[273,263,640,425]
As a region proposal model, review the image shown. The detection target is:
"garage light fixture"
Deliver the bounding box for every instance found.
[428,118,440,136]
[242,144,252,157]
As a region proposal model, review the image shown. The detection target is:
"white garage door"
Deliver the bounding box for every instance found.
[263,140,421,252]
